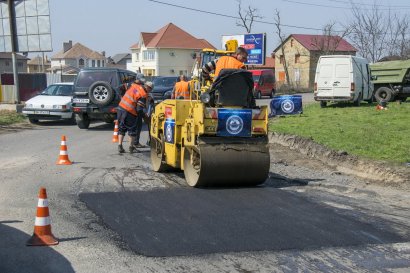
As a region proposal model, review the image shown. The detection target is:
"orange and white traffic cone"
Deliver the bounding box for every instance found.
[112,120,119,143]
[26,187,59,246]
[56,135,72,165]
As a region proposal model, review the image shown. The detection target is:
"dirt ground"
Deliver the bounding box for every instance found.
[269,132,410,190]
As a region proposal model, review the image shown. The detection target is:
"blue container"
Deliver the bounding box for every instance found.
[269,95,303,117]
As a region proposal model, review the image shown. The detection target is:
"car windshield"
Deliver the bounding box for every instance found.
[153,77,177,87]
[41,84,73,96]
[252,75,260,82]
[76,71,118,87]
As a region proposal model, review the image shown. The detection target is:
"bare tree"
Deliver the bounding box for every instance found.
[348,3,409,62]
[235,0,262,33]
[273,9,291,87]
[312,22,352,55]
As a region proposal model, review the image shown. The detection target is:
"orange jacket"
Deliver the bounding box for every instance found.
[174,80,190,99]
[214,56,246,77]
[119,83,147,116]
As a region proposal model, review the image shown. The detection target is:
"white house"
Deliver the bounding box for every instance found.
[129,23,215,76]
[50,41,106,74]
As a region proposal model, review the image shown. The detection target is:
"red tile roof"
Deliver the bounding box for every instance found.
[133,23,215,50]
[291,34,357,52]
[264,57,275,68]
[51,43,106,59]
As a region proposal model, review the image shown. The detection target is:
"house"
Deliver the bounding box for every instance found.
[27,55,51,73]
[129,23,215,76]
[106,53,132,69]
[50,40,106,74]
[273,34,357,91]
[0,53,29,73]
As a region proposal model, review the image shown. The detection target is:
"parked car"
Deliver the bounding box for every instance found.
[314,55,374,107]
[22,82,74,123]
[71,68,139,129]
[151,76,178,103]
[249,69,276,99]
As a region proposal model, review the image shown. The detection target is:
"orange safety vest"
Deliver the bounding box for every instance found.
[214,56,246,77]
[174,80,190,99]
[119,83,147,116]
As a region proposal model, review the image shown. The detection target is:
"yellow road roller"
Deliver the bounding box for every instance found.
[150,69,270,187]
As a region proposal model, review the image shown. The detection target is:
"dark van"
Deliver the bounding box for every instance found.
[250,69,276,99]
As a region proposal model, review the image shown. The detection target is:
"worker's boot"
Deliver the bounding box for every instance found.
[118,144,125,153]
[129,145,136,153]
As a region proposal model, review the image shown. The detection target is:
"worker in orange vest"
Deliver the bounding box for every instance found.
[202,47,248,80]
[172,75,191,99]
[117,80,153,153]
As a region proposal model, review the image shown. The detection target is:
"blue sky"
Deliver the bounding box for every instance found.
[42,0,410,59]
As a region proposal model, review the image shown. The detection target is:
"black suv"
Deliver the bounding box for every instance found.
[151,76,178,103]
[72,68,139,129]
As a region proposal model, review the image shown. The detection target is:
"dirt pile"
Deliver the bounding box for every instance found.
[269,132,410,188]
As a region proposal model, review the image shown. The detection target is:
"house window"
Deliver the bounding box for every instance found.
[135,53,139,61]
[279,55,285,64]
[92,60,95,67]
[102,60,105,67]
[295,54,300,64]
[17,62,23,67]
[97,60,101,67]
[143,50,155,61]
[291,39,294,47]
[5,61,9,66]
[79,58,85,67]
[179,70,188,76]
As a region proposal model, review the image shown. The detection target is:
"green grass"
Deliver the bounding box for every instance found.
[0,110,26,125]
[269,102,410,164]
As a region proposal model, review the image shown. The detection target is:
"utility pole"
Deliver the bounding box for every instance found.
[7,0,20,104]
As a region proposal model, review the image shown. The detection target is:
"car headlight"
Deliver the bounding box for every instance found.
[164,91,172,100]
[200,93,211,104]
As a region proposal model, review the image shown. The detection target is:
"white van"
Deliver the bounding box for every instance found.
[314,55,373,107]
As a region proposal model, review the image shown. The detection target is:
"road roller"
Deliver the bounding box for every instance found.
[150,69,270,187]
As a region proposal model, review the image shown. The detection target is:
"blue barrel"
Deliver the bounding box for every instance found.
[269,95,303,117]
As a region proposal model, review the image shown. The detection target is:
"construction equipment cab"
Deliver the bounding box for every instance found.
[314,55,374,107]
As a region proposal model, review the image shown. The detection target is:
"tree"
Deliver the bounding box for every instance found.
[273,9,291,87]
[235,0,262,33]
[312,22,352,55]
[348,3,409,62]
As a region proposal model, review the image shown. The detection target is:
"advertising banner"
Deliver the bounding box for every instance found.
[164,118,175,144]
[217,109,252,137]
[222,33,266,65]
[269,95,303,117]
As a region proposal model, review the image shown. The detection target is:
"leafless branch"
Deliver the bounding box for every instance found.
[235,0,263,33]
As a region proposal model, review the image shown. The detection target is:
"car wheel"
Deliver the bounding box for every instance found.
[75,114,90,129]
[29,118,39,124]
[88,81,114,106]
[320,101,327,108]
[270,89,275,99]
[374,87,393,102]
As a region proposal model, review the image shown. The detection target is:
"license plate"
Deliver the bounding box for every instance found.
[73,98,90,103]
[34,110,49,114]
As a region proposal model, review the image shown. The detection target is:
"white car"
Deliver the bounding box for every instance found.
[22,82,74,123]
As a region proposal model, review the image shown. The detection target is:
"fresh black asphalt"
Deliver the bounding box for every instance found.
[80,187,406,257]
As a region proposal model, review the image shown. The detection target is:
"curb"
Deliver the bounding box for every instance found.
[268,132,410,187]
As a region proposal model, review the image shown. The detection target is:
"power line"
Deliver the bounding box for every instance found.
[283,0,410,10]
[147,0,324,31]
[325,0,410,8]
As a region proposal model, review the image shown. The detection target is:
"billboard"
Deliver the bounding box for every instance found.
[222,33,266,65]
[0,0,52,52]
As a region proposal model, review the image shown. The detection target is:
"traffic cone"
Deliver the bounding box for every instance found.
[26,188,59,246]
[56,135,72,165]
[112,120,119,143]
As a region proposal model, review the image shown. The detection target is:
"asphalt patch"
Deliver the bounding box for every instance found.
[80,188,406,257]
